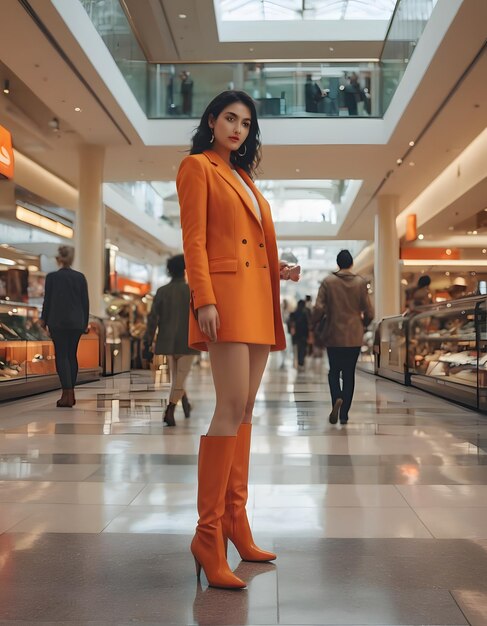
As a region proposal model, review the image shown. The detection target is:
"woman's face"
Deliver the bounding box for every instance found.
[209,102,252,154]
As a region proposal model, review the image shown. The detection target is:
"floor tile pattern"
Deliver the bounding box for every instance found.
[0,360,486,624]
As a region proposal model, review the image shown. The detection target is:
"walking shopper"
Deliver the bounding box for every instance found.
[289,299,309,371]
[313,249,373,425]
[144,254,198,426]
[40,245,89,408]
[177,90,300,589]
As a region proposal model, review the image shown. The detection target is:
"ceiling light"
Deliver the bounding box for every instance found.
[48,117,60,131]
[409,162,415,166]
[396,158,403,165]
[445,249,452,255]
[329,47,334,51]
[178,13,187,19]
[467,231,473,235]
[473,230,478,235]
[16,205,73,239]
[448,226,454,230]
[445,271,450,276]
[418,234,424,240]
[3,79,10,94]
[483,249,487,254]
[409,141,415,147]
[74,107,82,112]
[249,47,254,52]
[0,257,15,266]
[28,265,39,272]
[295,168,300,173]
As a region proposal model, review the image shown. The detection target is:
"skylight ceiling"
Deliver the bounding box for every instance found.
[219,0,397,21]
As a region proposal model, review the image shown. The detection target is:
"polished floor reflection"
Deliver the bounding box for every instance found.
[0,359,486,624]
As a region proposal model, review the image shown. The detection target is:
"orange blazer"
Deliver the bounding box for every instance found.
[177,150,285,352]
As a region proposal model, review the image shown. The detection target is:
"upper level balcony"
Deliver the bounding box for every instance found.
[78,0,438,121]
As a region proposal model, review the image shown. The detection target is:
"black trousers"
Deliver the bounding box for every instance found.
[296,337,307,366]
[50,329,83,390]
[327,347,361,420]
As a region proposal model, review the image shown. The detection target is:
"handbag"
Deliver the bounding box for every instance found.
[312,313,329,349]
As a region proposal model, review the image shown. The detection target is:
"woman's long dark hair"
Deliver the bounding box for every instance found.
[190,90,261,179]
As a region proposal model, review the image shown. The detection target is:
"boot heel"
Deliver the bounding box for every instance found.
[223,536,228,558]
[194,556,202,580]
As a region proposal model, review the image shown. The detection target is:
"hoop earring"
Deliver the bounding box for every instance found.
[237,144,247,157]
[209,131,214,144]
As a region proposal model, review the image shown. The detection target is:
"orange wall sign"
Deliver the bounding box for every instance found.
[401,247,460,260]
[0,125,14,179]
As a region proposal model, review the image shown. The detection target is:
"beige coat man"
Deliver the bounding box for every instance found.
[314,269,374,347]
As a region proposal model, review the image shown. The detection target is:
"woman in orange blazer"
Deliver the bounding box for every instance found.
[177,91,300,589]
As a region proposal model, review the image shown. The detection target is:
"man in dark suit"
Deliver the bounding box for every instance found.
[41,245,89,407]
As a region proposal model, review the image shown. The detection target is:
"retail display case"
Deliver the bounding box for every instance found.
[407,296,483,410]
[0,301,101,401]
[377,315,409,384]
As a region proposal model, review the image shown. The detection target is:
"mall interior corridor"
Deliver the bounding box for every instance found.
[0,362,486,625]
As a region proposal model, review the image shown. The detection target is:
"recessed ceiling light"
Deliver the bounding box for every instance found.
[28,265,39,272]
[74,107,82,112]
[446,249,452,255]
[409,140,415,147]
[418,234,424,240]
[482,249,487,254]
[473,230,478,235]
[396,158,403,165]
[445,271,450,276]
[249,47,254,52]
[295,168,300,173]
[329,47,334,51]
[178,13,187,19]
[409,161,415,166]
[3,79,10,94]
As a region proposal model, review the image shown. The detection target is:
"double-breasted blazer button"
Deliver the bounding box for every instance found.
[242,239,248,244]
[259,243,264,248]
[245,261,250,267]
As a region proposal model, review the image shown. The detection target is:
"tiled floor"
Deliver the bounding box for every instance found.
[0,358,486,625]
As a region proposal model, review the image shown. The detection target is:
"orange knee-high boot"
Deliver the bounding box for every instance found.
[222,424,276,562]
[191,435,246,589]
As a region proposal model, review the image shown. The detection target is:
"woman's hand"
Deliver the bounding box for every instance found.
[279,261,301,282]
[197,304,220,342]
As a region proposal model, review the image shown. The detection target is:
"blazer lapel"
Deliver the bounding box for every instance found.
[203,150,262,226]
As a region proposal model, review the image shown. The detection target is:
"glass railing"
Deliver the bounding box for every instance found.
[380,0,439,111]
[79,0,438,120]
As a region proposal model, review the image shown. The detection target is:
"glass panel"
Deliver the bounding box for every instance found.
[381,0,438,111]
[79,0,148,111]
[379,316,407,375]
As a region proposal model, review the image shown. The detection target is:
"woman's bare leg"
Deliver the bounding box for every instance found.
[242,344,270,424]
[207,342,250,436]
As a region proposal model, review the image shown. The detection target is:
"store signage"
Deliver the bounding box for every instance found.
[0,125,14,179]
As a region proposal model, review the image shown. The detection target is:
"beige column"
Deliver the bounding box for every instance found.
[76,145,105,318]
[374,195,400,320]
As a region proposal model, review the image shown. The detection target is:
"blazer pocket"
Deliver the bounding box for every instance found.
[208,258,238,273]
